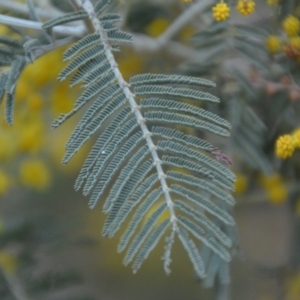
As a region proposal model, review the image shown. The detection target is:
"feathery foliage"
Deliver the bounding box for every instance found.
[0,0,236,278]
[44,0,235,276]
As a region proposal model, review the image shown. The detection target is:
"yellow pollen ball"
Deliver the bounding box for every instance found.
[19,159,51,191]
[275,134,295,159]
[212,3,230,22]
[283,15,300,37]
[236,0,256,16]
[265,35,281,54]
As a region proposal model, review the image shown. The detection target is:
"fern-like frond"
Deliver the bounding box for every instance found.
[152,126,214,152]
[63,93,127,163]
[99,13,122,24]
[178,227,205,278]
[95,0,111,14]
[118,188,164,253]
[130,73,215,87]
[162,156,233,190]
[0,74,7,106]
[157,140,235,181]
[167,171,235,205]
[49,0,235,277]
[145,111,229,137]
[74,106,131,191]
[141,98,231,129]
[58,44,105,81]
[178,215,230,262]
[103,145,150,212]
[171,184,235,225]
[63,33,101,61]
[134,85,219,103]
[42,11,89,29]
[102,161,154,237]
[132,219,169,273]
[123,202,168,266]
[88,131,143,208]
[82,117,138,195]
[107,30,133,43]
[175,200,232,247]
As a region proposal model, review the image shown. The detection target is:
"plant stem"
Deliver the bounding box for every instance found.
[70,0,179,273]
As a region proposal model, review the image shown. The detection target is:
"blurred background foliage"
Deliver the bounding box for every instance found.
[0,0,300,299]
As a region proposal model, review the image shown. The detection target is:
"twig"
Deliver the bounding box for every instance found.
[156,0,211,47]
[0,14,86,37]
[0,0,61,19]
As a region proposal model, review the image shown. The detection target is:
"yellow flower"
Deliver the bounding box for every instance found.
[265,35,281,54]
[51,83,75,116]
[267,185,287,204]
[236,0,255,16]
[275,134,294,159]
[267,0,280,5]
[212,2,230,22]
[145,18,170,38]
[234,173,248,195]
[0,251,17,274]
[26,93,44,112]
[258,173,287,205]
[0,170,11,196]
[284,36,300,61]
[19,159,51,191]
[18,121,45,153]
[292,128,300,148]
[0,132,17,162]
[282,15,300,37]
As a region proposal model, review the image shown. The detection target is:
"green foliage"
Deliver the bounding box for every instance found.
[40,0,236,277]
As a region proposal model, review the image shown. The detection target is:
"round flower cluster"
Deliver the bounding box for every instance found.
[282,15,300,37]
[275,134,295,159]
[265,35,281,54]
[275,129,300,159]
[212,2,230,21]
[236,0,256,16]
[258,173,287,205]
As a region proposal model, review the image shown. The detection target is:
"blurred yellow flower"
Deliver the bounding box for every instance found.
[18,120,45,153]
[19,158,51,190]
[0,132,17,162]
[234,173,248,195]
[51,83,75,116]
[283,15,300,37]
[258,173,287,205]
[145,18,170,37]
[27,93,44,112]
[265,35,281,54]
[0,251,17,274]
[236,0,255,16]
[267,185,287,204]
